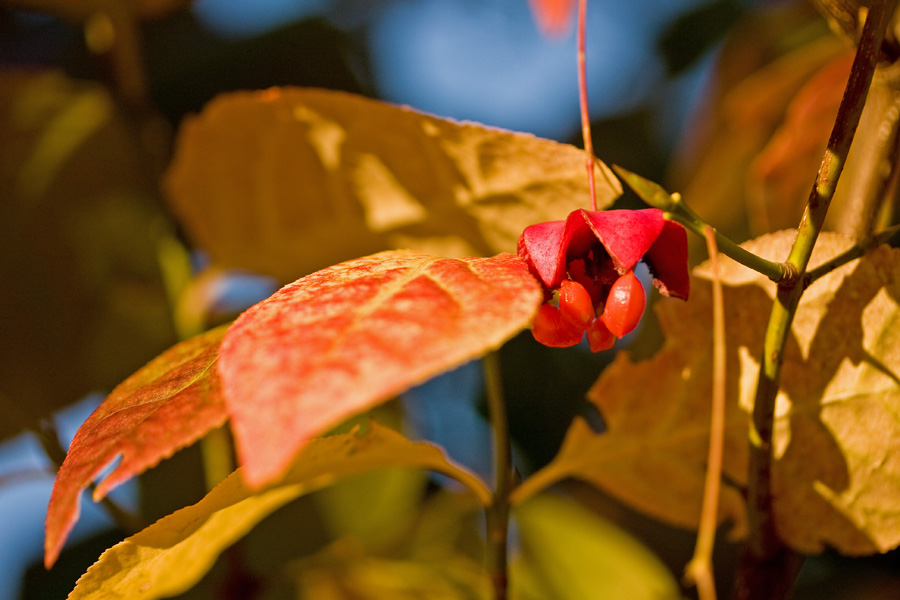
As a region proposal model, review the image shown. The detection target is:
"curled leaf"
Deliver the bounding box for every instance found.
[219,250,543,488]
[45,325,229,568]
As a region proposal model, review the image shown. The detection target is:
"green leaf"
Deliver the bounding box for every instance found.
[164,87,621,282]
[511,494,682,600]
[68,422,491,599]
[219,250,542,489]
[514,231,900,555]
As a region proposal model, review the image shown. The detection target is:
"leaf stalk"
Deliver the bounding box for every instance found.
[483,351,511,600]
[613,166,791,283]
[577,0,597,211]
[684,227,727,600]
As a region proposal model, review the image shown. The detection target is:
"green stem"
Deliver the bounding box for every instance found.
[483,352,511,600]
[613,166,792,284]
[804,223,900,284]
[737,3,896,599]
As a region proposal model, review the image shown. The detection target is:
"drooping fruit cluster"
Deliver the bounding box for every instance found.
[518,208,689,352]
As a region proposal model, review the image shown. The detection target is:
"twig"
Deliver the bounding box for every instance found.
[614,166,792,284]
[804,223,900,284]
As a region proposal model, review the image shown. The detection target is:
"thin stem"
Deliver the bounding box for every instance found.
[684,227,726,600]
[670,193,793,283]
[577,0,597,210]
[613,165,791,283]
[804,223,900,284]
[738,3,896,599]
[483,352,511,600]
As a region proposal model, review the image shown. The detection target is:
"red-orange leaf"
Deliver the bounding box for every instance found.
[219,250,543,489]
[528,0,576,36]
[44,325,229,568]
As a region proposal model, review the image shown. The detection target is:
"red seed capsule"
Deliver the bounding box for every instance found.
[586,317,615,352]
[559,279,594,329]
[601,270,646,338]
[531,304,584,347]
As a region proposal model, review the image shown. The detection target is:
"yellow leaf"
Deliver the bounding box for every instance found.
[292,540,491,600]
[68,423,491,599]
[292,487,490,599]
[514,231,900,555]
[165,87,621,282]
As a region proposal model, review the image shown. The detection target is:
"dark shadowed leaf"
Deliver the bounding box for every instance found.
[514,232,900,555]
[6,0,192,21]
[219,250,543,489]
[44,325,229,568]
[165,87,621,282]
[0,69,176,441]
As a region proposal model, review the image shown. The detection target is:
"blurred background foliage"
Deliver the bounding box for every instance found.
[1,0,899,598]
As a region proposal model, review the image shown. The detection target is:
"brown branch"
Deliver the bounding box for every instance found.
[735,3,898,599]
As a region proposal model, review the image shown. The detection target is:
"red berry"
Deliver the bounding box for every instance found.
[531,304,584,347]
[586,318,615,352]
[601,270,646,338]
[559,279,594,329]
